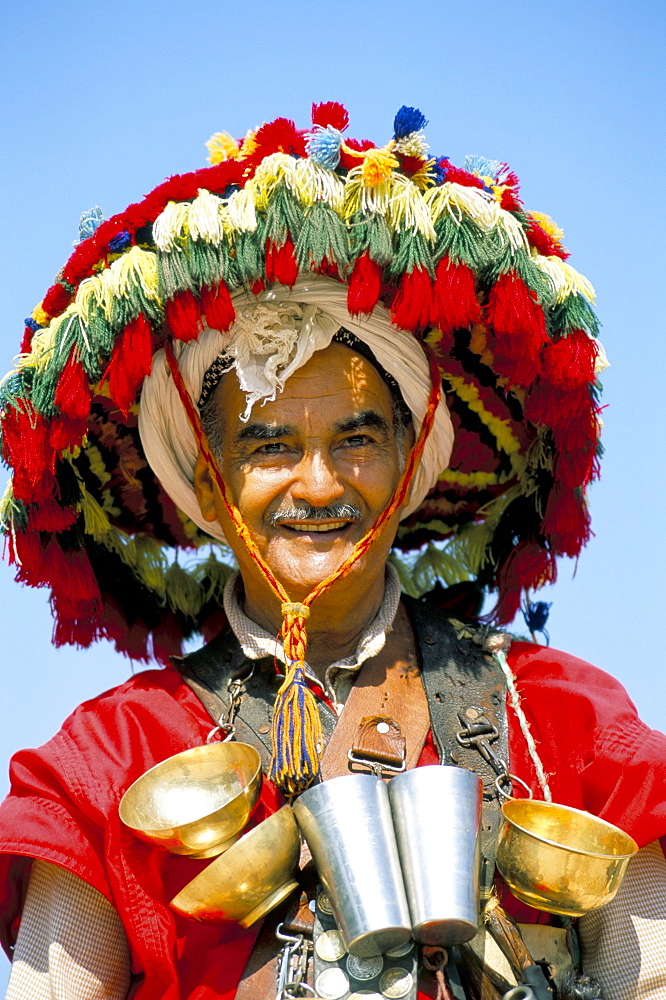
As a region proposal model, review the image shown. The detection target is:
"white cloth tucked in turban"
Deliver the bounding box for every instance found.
[139,276,454,543]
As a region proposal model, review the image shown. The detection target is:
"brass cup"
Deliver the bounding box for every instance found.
[170,805,301,927]
[119,742,262,858]
[496,799,638,917]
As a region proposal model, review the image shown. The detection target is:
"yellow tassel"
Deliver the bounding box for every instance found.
[529,210,564,242]
[226,185,258,232]
[387,174,435,239]
[252,152,298,209]
[31,305,51,327]
[360,145,400,187]
[153,201,190,251]
[188,189,228,244]
[497,210,530,254]
[343,167,392,218]
[394,132,429,158]
[531,256,596,305]
[425,183,500,232]
[107,247,160,302]
[239,128,259,157]
[206,131,241,164]
[80,488,113,540]
[294,159,345,211]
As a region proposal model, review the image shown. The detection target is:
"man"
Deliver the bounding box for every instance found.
[0,104,664,999]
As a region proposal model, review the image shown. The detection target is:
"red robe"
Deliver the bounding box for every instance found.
[0,643,664,999]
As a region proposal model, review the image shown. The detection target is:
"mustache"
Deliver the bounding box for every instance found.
[267,504,362,525]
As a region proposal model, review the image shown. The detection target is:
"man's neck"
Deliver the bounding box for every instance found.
[239,573,390,682]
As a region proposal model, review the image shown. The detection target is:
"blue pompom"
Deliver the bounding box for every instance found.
[24,317,42,332]
[108,231,131,252]
[393,106,428,139]
[76,206,104,245]
[305,125,342,170]
[522,600,552,645]
[462,155,503,182]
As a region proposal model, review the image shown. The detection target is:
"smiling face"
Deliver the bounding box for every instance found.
[194,342,413,606]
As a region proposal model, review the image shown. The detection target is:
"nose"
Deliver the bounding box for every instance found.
[290,449,346,508]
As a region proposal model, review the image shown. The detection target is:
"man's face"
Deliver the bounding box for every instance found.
[196,342,413,598]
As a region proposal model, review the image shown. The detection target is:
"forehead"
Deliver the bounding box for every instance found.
[216,342,395,428]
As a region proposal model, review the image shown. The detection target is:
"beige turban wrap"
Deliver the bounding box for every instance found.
[138,276,454,543]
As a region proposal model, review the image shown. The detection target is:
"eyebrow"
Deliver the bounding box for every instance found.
[334,411,391,436]
[234,410,391,444]
[235,422,295,442]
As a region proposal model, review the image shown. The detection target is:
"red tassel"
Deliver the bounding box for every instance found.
[42,283,72,317]
[201,281,236,331]
[52,610,101,649]
[485,272,548,385]
[151,612,185,665]
[311,102,349,131]
[553,418,599,487]
[347,253,382,315]
[27,499,78,532]
[541,483,592,557]
[100,598,150,662]
[104,314,155,416]
[526,217,569,260]
[524,381,590,430]
[431,257,481,333]
[541,330,597,389]
[265,238,299,287]
[20,325,35,353]
[49,548,101,616]
[492,541,556,624]
[2,408,56,504]
[440,164,484,189]
[391,267,433,331]
[499,187,522,212]
[250,278,266,295]
[165,290,203,342]
[200,606,228,644]
[53,352,91,420]
[49,414,88,452]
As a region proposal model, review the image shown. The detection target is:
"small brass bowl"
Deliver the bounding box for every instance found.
[496,799,638,917]
[170,805,301,927]
[119,742,262,858]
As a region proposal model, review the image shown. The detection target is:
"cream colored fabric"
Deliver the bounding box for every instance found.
[6,860,130,1000]
[579,839,666,999]
[223,564,402,712]
[138,275,455,541]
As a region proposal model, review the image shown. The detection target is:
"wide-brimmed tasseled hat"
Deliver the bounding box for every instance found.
[0,102,604,665]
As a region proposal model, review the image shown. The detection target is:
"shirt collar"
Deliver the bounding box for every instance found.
[222,564,402,710]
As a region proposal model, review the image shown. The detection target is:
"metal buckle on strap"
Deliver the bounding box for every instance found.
[346,748,407,777]
[455,705,507,778]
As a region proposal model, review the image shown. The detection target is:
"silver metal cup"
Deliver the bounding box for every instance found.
[388,765,482,946]
[293,773,412,956]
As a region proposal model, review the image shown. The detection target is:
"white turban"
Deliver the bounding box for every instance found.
[139,276,454,543]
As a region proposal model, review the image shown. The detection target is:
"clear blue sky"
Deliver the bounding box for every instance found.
[0,0,664,981]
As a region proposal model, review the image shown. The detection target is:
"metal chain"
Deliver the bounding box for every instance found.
[206,667,255,743]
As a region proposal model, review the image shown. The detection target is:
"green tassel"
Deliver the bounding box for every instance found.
[550,294,601,338]
[157,248,197,300]
[264,186,303,248]
[433,214,497,271]
[348,213,393,266]
[193,550,236,602]
[165,561,205,618]
[388,229,434,279]
[187,239,226,290]
[234,229,266,284]
[79,299,115,375]
[295,203,350,273]
[31,317,80,417]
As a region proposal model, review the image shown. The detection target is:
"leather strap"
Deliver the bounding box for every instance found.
[319,602,431,780]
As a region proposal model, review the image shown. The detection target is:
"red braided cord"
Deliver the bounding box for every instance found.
[163,338,441,616]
